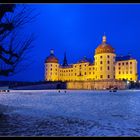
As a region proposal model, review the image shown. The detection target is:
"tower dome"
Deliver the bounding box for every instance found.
[45,49,58,63]
[95,35,115,55]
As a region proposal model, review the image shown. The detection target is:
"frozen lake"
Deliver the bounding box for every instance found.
[0,89,140,136]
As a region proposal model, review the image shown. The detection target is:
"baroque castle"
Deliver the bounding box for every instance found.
[44,35,138,89]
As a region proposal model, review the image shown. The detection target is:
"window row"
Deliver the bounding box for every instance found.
[118,62,132,66]
[118,71,133,74]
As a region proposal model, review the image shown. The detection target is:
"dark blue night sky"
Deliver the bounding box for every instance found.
[1,4,140,81]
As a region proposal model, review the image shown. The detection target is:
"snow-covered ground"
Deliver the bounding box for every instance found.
[0,89,140,136]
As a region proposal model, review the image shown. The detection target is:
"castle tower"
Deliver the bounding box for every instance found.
[94,35,116,80]
[45,49,59,81]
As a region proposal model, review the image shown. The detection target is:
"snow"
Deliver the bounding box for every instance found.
[0,90,140,136]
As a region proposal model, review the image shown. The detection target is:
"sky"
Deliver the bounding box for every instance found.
[1,3,140,81]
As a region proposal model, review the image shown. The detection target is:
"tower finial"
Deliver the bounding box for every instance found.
[102,33,106,43]
[50,49,54,55]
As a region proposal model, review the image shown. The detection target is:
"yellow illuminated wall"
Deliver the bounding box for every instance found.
[45,63,59,81]
[115,59,138,81]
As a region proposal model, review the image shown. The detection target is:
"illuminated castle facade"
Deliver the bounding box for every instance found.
[44,35,138,89]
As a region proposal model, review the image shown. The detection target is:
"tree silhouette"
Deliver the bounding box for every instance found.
[0,4,37,76]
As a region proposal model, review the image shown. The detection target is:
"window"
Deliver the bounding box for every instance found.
[107,61,110,64]
[100,75,103,78]
[93,72,94,74]
[85,72,86,75]
[75,73,76,76]
[100,61,102,64]
[89,68,91,70]
[126,62,128,65]
[107,55,110,58]
[85,64,86,67]
[122,62,124,65]
[126,71,128,74]
[108,75,110,78]
[118,63,121,66]
[119,67,121,70]
[107,66,110,70]
[89,72,91,74]
[50,68,52,71]
[130,78,132,80]
[100,56,102,58]
[100,67,102,70]
[130,62,132,65]
[119,71,121,74]
[130,71,132,74]
[56,69,57,71]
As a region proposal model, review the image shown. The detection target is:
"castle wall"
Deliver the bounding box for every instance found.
[67,80,126,90]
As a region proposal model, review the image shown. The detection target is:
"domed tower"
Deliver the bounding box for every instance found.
[45,49,59,81]
[94,35,116,80]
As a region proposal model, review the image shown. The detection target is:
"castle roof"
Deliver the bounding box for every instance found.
[45,49,58,63]
[116,55,134,61]
[95,35,115,55]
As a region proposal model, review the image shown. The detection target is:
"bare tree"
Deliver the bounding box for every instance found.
[0,4,37,76]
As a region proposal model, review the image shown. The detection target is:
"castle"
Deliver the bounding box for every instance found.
[44,35,138,89]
